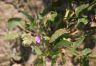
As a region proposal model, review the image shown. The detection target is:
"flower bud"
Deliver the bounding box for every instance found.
[35,35,41,44]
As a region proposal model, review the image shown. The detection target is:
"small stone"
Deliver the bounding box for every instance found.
[12,63,22,66]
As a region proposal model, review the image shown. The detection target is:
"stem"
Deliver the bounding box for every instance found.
[64,9,70,20]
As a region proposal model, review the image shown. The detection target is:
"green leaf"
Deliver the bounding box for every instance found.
[8,18,23,30]
[43,36,50,40]
[51,58,57,66]
[72,36,85,47]
[82,48,91,56]
[75,4,89,17]
[49,29,68,43]
[4,31,20,40]
[47,11,57,22]
[78,17,88,25]
[51,53,58,66]
[48,50,59,58]
[28,21,36,30]
[87,1,96,11]
[21,12,36,29]
[43,11,57,26]
[21,11,34,22]
[70,48,78,56]
[21,33,35,47]
[54,40,72,49]
[34,46,42,55]
[38,14,43,20]
[87,4,96,11]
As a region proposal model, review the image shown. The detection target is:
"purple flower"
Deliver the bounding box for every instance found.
[35,35,41,44]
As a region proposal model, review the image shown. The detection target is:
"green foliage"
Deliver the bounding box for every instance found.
[54,39,72,49]
[34,46,42,55]
[70,48,78,56]
[82,48,91,56]
[72,36,85,48]
[87,0,96,11]
[21,33,35,47]
[49,29,68,43]
[6,0,96,65]
[47,11,57,22]
[8,18,24,30]
[4,31,20,40]
[78,17,88,25]
[43,11,57,26]
[75,4,89,17]
[21,11,34,22]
